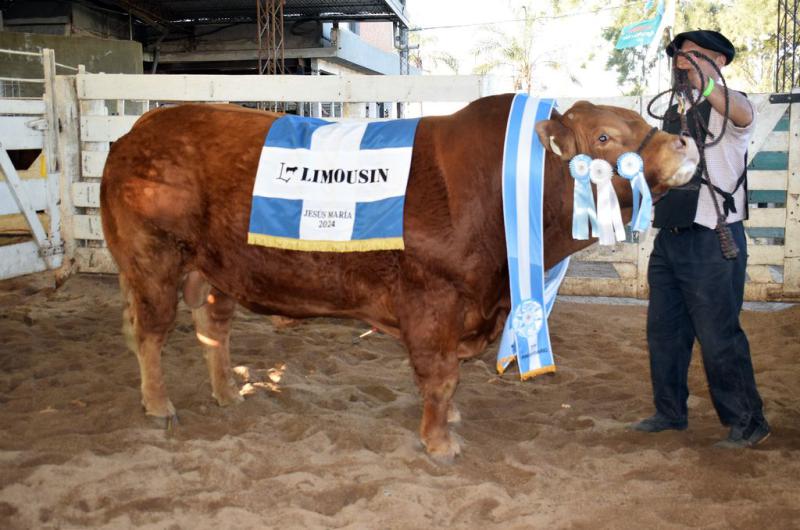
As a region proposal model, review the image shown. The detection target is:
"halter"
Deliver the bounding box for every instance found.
[636,126,659,155]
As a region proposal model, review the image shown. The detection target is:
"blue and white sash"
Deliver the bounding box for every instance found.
[248,116,420,252]
[496,95,568,380]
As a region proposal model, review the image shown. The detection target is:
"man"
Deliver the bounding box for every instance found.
[630,30,770,448]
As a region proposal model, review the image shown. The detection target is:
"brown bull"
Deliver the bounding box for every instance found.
[100,94,698,459]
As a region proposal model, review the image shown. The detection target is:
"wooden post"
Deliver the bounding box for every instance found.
[309,59,322,118]
[342,102,365,118]
[54,74,81,285]
[782,88,800,297]
[41,48,63,271]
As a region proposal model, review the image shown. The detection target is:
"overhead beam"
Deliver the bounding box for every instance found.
[105,0,190,34]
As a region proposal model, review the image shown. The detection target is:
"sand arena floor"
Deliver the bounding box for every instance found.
[1,273,798,529]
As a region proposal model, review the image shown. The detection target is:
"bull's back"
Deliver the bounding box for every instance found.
[101,104,274,241]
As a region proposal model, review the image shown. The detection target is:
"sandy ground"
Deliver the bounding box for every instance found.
[0,272,798,529]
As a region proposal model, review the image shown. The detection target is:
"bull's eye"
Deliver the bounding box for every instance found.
[598,134,609,143]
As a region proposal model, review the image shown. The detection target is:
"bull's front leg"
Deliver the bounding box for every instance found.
[398,282,463,460]
[413,348,461,459]
[188,281,243,407]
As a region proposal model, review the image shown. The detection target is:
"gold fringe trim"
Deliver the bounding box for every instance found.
[520,364,557,380]
[247,232,404,252]
[496,356,515,374]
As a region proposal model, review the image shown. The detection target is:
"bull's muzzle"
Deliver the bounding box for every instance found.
[665,135,699,187]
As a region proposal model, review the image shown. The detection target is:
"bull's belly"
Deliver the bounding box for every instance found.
[192,245,505,352]
[195,247,400,328]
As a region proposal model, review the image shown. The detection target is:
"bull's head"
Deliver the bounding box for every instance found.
[534,101,698,197]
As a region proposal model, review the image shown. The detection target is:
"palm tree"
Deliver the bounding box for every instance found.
[473,6,535,91]
[472,3,574,93]
[409,32,461,74]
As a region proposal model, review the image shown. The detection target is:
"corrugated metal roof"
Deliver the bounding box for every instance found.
[81,0,410,27]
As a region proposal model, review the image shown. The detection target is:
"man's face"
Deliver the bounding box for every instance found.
[675,40,726,71]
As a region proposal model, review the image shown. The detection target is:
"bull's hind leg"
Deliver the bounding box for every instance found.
[189,283,242,407]
[119,272,180,426]
[399,285,463,460]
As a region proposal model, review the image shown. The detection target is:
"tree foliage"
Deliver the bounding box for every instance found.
[602,0,777,93]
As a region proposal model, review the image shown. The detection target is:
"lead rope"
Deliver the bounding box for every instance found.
[647,50,738,259]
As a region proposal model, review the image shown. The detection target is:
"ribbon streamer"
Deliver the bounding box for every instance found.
[617,152,652,234]
[568,154,599,240]
[496,95,560,380]
[589,159,626,245]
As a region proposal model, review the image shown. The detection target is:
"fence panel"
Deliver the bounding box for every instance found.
[0,48,63,279]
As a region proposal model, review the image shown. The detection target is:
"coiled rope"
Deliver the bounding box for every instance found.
[646,50,739,259]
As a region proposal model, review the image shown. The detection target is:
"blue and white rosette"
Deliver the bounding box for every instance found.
[568,154,599,240]
[590,158,627,245]
[512,298,544,355]
[616,152,652,234]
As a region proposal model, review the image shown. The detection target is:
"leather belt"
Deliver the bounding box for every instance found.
[668,223,710,234]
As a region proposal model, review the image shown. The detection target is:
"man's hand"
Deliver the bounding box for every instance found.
[674,46,753,128]
[676,51,717,92]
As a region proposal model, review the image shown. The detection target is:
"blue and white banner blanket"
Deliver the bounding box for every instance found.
[248,115,420,252]
[496,95,569,380]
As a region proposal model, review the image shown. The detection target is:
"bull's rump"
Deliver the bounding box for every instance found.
[99,103,482,330]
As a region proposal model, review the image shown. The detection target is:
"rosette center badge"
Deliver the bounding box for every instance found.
[512,299,544,338]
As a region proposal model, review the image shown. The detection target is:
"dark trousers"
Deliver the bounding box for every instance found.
[646,221,766,430]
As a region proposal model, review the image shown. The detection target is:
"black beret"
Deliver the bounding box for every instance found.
[666,30,735,65]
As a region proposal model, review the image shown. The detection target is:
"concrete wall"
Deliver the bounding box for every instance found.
[70,3,131,39]
[0,31,142,96]
[1,1,130,39]
[356,22,395,54]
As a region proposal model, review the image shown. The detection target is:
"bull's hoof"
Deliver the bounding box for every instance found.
[213,385,244,407]
[422,435,461,463]
[145,411,179,431]
[142,398,176,422]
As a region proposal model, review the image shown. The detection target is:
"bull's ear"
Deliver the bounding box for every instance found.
[535,119,577,161]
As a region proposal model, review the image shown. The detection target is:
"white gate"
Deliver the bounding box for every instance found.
[0,49,64,279]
